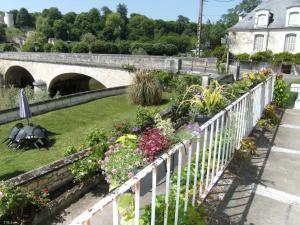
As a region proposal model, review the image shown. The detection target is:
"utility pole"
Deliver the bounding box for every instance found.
[196,0,204,58]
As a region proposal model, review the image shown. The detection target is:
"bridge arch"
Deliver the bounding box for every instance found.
[48,73,106,97]
[4,66,35,88]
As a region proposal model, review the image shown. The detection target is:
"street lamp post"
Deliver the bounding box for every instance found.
[196,0,204,58]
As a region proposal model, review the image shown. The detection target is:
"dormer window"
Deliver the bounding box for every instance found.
[255,10,270,28]
[257,14,268,27]
[286,7,300,26]
[288,12,299,25]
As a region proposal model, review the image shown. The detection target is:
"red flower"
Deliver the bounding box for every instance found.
[139,128,171,161]
[41,188,49,194]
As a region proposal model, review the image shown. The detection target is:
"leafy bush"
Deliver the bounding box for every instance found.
[179,81,227,117]
[64,146,77,156]
[139,128,172,161]
[129,70,162,106]
[111,120,133,138]
[240,137,257,157]
[43,43,53,52]
[121,64,137,72]
[52,40,69,53]
[211,45,227,62]
[262,104,279,125]
[151,70,175,90]
[71,42,89,53]
[273,52,294,64]
[223,79,253,101]
[83,128,108,149]
[1,43,17,52]
[234,53,250,62]
[250,51,273,62]
[293,53,300,64]
[173,74,202,93]
[135,107,159,129]
[0,182,49,224]
[154,114,175,140]
[242,71,267,84]
[100,137,144,189]
[273,75,289,108]
[90,40,118,54]
[70,146,104,183]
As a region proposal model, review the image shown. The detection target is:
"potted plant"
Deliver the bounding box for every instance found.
[177,81,228,125]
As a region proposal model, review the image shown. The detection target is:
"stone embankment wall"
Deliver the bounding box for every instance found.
[0,86,127,124]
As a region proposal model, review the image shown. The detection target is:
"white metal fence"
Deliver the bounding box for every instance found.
[70,75,275,225]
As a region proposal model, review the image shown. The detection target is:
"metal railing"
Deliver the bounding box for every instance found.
[70,75,275,225]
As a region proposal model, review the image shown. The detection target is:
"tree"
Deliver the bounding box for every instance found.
[80,33,96,44]
[53,19,69,40]
[52,40,69,53]
[87,8,102,33]
[46,7,62,26]
[63,12,77,24]
[16,8,32,27]
[36,16,53,38]
[103,13,124,41]
[128,14,155,40]
[176,15,190,34]
[2,43,16,52]
[43,43,53,52]
[9,9,18,24]
[72,42,89,53]
[0,26,6,42]
[116,4,128,39]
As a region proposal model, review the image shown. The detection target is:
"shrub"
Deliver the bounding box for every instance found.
[2,43,17,52]
[122,64,137,72]
[0,182,49,223]
[70,146,104,183]
[72,42,89,53]
[154,114,175,140]
[211,45,227,62]
[150,70,174,90]
[64,146,77,156]
[100,138,144,189]
[293,53,300,64]
[262,104,280,125]
[118,41,131,54]
[234,53,250,62]
[83,128,108,149]
[164,43,178,56]
[132,47,147,55]
[173,74,202,93]
[251,51,273,62]
[129,70,162,106]
[273,75,289,108]
[43,43,53,52]
[273,52,294,64]
[111,120,133,138]
[139,128,172,161]
[52,40,69,53]
[90,40,106,53]
[135,107,159,129]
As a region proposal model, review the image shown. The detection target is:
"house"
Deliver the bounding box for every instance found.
[228,0,300,55]
[0,12,14,28]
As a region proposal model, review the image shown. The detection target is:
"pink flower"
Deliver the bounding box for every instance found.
[128,172,134,178]
[112,168,117,174]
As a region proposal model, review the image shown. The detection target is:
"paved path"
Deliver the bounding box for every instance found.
[205,108,300,225]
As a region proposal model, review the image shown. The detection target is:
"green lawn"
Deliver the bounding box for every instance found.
[0,94,171,180]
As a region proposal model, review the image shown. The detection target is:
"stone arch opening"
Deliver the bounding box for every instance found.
[5,66,35,88]
[49,73,106,97]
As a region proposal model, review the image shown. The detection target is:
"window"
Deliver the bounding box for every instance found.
[254,34,264,52]
[288,12,300,25]
[257,14,268,27]
[284,34,296,52]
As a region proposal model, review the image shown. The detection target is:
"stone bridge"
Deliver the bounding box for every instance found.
[0,52,217,96]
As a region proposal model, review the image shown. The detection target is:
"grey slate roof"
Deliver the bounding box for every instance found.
[229,0,300,31]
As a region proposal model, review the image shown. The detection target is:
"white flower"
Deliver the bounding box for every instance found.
[0,192,4,199]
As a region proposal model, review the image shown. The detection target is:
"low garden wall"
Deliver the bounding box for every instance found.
[0,86,127,124]
[8,149,91,193]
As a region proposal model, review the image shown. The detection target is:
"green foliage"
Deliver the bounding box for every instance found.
[121,64,137,72]
[1,43,16,52]
[90,40,118,54]
[239,137,257,159]
[71,42,90,53]
[173,74,202,93]
[64,146,78,157]
[111,120,133,138]
[234,53,250,62]
[100,137,144,189]
[154,114,175,140]
[16,8,33,27]
[273,75,289,108]
[129,70,163,106]
[150,70,175,90]
[273,52,294,64]
[80,33,97,44]
[211,45,227,62]
[251,51,273,62]
[223,79,253,101]
[43,43,53,52]
[135,107,159,129]
[51,40,69,53]
[70,146,104,183]
[179,81,227,116]
[83,128,108,149]
[0,182,49,223]
[257,119,274,130]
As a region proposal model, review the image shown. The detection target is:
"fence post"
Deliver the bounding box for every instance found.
[202,74,211,88]
[235,61,240,81]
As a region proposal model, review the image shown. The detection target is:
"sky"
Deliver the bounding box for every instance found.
[0,0,242,22]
